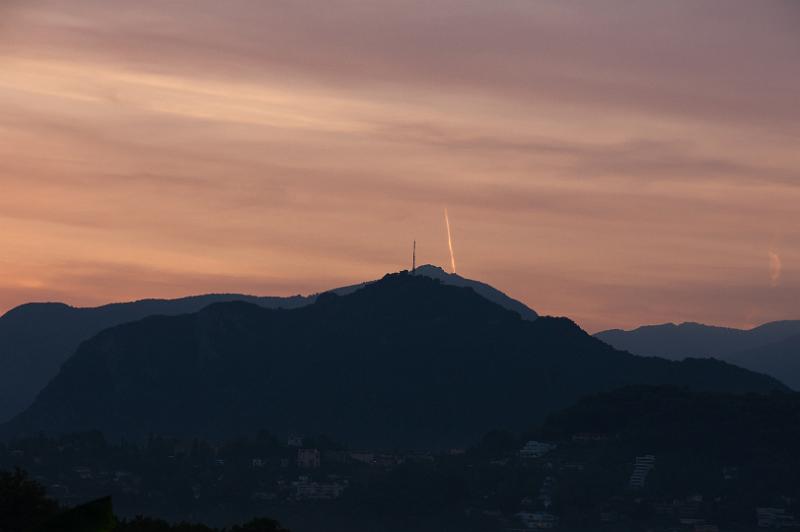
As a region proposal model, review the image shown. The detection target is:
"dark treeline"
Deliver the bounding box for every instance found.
[0,468,288,532]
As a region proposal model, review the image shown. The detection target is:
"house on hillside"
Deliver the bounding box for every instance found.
[757,507,799,528]
[292,476,348,500]
[297,448,321,469]
[519,441,557,459]
[515,511,559,529]
[629,454,655,489]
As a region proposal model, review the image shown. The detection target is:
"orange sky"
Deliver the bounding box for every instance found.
[1,1,798,332]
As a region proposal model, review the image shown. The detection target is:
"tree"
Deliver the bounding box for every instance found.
[39,497,115,532]
[0,468,59,532]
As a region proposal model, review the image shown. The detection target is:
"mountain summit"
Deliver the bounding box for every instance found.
[4,272,783,448]
[412,264,538,321]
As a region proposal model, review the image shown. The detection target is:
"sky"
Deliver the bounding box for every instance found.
[0,0,798,332]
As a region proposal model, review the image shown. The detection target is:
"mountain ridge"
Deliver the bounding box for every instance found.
[0,266,537,422]
[3,272,783,448]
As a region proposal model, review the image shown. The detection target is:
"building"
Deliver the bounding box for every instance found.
[297,448,321,469]
[73,466,93,480]
[515,511,559,529]
[519,441,557,459]
[629,454,655,489]
[322,450,350,464]
[537,476,555,508]
[571,433,609,443]
[349,451,375,465]
[722,465,739,481]
[292,476,348,500]
[373,453,404,468]
[757,507,799,528]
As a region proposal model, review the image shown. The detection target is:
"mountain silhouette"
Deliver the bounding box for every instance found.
[0,294,313,423]
[0,266,535,422]
[596,320,800,389]
[3,272,783,448]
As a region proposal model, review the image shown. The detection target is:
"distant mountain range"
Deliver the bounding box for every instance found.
[2,272,783,448]
[595,321,800,389]
[0,265,536,422]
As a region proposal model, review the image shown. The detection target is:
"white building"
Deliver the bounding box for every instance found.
[297,448,321,469]
[757,507,799,528]
[515,511,560,529]
[629,454,656,489]
[349,451,375,465]
[292,476,348,500]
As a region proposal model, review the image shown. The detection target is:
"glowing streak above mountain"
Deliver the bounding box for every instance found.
[445,208,456,274]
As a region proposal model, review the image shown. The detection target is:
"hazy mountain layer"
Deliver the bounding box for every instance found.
[725,334,800,390]
[595,320,800,389]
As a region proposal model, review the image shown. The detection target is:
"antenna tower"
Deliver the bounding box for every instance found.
[412,240,416,273]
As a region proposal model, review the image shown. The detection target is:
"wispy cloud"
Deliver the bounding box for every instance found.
[769,250,782,287]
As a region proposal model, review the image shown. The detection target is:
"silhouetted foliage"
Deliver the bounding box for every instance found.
[0,468,59,532]
[40,497,114,532]
[0,468,291,532]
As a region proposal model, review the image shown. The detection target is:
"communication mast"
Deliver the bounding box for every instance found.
[412,240,416,273]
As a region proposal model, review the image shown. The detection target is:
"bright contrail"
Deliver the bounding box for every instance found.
[444,207,456,274]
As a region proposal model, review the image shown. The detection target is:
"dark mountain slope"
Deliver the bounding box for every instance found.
[3,273,783,448]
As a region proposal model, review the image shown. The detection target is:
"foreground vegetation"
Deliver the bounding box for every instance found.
[0,469,288,532]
